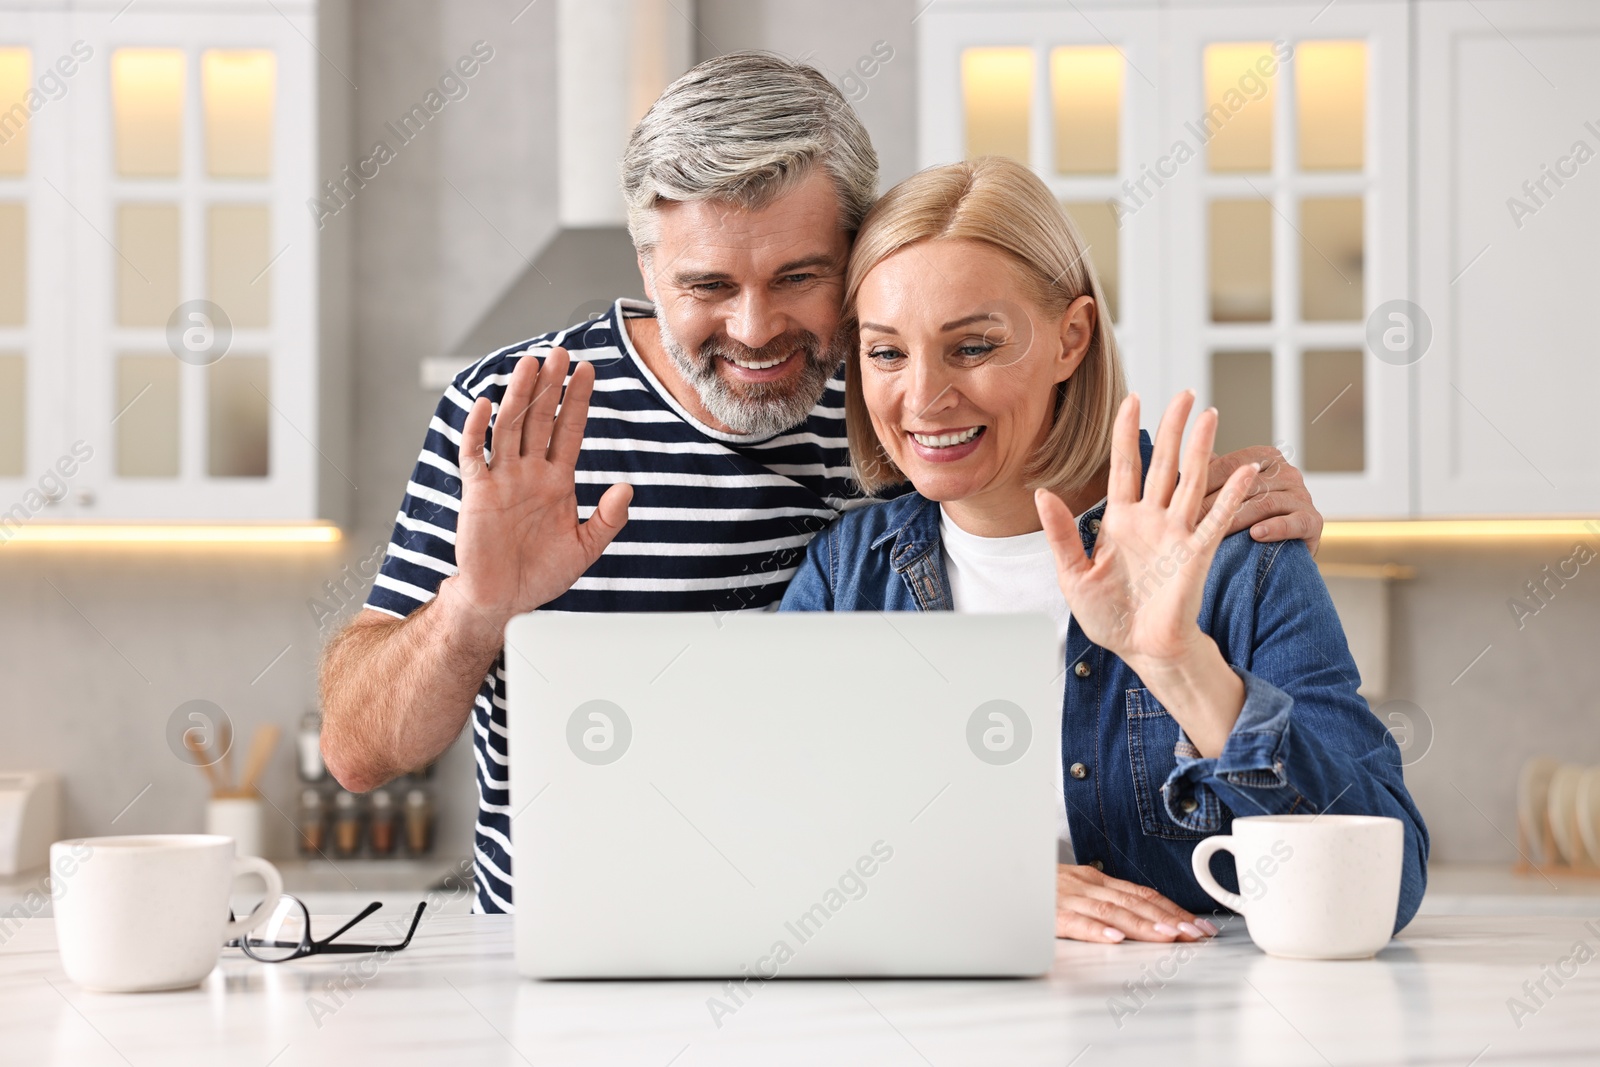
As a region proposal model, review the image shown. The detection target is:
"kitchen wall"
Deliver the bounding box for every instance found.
[0,0,564,861]
[1,0,1594,868]
[1314,536,1600,863]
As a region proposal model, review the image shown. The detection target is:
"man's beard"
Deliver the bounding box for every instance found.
[657,316,847,439]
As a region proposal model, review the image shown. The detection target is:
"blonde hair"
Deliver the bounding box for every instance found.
[842,156,1127,496]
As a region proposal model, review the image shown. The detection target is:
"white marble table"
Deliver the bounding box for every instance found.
[1,910,1597,1066]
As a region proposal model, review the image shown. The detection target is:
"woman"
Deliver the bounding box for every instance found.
[779,156,1428,944]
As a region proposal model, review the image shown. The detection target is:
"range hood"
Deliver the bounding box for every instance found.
[426,0,693,387]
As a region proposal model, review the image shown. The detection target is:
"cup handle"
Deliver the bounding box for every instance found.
[1190,835,1247,913]
[221,855,285,941]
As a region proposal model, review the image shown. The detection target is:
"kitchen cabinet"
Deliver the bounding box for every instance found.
[1163,2,1411,519]
[920,0,1411,518]
[1415,0,1600,516]
[0,0,341,525]
[918,4,1166,406]
[921,0,1600,520]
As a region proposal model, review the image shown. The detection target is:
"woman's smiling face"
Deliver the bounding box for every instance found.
[854,238,1095,521]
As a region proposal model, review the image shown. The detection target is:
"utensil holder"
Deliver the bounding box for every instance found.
[205,796,266,859]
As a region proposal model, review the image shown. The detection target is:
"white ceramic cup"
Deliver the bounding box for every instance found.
[50,834,283,992]
[1190,814,1403,960]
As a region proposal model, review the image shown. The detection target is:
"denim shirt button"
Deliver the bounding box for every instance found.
[1069,762,1088,780]
[1180,797,1199,814]
[1088,518,1101,535]
[1073,661,1091,678]
[1089,859,1105,872]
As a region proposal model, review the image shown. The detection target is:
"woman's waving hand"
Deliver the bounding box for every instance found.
[1036,391,1259,757]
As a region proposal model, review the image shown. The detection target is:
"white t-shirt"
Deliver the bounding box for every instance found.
[939,501,1105,864]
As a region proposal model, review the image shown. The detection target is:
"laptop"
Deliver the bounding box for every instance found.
[505,611,1059,979]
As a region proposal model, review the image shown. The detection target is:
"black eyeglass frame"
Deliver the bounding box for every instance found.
[226,896,427,963]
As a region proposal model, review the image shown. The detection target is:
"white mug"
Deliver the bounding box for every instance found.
[1190,814,1403,960]
[51,834,283,992]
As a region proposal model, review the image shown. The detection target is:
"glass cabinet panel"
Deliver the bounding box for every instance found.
[1062,200,1119,323]
[1300,196,1364,321]
[208,204,271,328]
[0,203,23,325]
[1203,43,1276,172]
[117,203,180,327]
[1211,350,1273,456]
[1297,41,1365,171]
[203,49,275,178]
[113,49,186,178]
[1050,46,1120,175]
[0,12,314,521]
[963,47,1032,162]
[0,49,30,176]
[1209,199,1272,322]
[1302,349,1364,471]
[920,7,1404,511]
[0,354,22,476]
[207,355,269,477]
[116,354,180,477]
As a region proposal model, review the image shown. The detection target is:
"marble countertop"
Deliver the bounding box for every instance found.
[2,910,1598,1066]
[1419,863,1600,916]
[0,857,480,920]
[8,860,1596,920]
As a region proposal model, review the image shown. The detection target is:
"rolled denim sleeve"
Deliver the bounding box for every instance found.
[1159,538,1430,933]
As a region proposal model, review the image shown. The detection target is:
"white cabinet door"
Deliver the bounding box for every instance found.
[64,5,320,521]
[919,1,1410,519]
[1416,0,1600,516]
[1165,1,1411,519]
[918,3,1167,406]
[0,9,75,533]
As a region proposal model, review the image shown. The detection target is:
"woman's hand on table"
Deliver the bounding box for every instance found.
[1055,864,1218,943]
[1036,391,1253,757]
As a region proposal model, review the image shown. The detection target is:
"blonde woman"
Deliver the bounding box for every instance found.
[779,156,1427,944]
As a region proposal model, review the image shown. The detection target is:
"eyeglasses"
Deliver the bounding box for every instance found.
[226,896,426,963]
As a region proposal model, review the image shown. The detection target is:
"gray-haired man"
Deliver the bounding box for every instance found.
[318,52,1323,918]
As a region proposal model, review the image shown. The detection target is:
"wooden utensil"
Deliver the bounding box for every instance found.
[237,725,282,798]
[219,716,234,794]
[185,732,223,795]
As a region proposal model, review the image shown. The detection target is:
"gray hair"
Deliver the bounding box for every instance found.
[620,51,879,255]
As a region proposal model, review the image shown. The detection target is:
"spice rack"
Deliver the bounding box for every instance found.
[294,710,436,860]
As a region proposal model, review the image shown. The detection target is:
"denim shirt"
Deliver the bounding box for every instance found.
[779,431,1428,930]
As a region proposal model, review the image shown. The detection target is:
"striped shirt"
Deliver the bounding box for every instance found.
[365,298,865,913]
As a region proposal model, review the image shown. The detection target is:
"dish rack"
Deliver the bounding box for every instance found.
[1514,757,1600,878]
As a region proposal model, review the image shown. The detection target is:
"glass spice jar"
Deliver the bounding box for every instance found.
[332,789,364,858]
[297,710,326,782]
[296,787,327,857]
[368,787,397,857]
[404,788,433,855]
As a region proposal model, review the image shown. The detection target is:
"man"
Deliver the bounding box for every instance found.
[319,52,1323,915]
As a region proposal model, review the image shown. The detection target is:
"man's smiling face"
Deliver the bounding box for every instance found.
[640,168,854,438]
